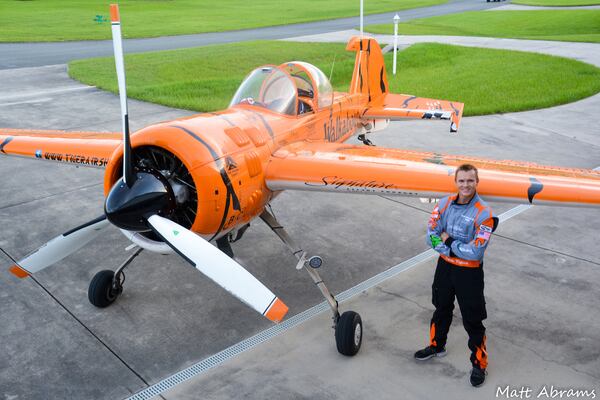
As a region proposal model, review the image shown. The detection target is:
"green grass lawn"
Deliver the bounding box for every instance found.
[0,0,446,42]
[68,41,600,116]
[366,10,600,43]
[512,0,600,6]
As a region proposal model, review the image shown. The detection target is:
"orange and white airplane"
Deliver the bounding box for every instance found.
[2,5,599,356]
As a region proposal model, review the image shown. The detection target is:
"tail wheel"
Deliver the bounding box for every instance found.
[133,146,198,229]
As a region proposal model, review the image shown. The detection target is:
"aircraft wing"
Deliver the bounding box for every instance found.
[0,129,121,168]
[265,142,600,207]
[362,93,464,132]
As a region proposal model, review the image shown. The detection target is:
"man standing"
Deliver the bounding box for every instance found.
[415,164,495,387]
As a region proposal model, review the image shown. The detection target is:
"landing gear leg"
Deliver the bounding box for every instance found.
[357,133,375,146]
[216,235,234,258]
[88,247,143,308]
[260,209,363,356]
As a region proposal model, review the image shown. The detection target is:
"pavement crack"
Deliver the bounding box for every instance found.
[494,114,600,149]
[487,330,600,381]
[63,107,191,132]
[376,287,432,312]
[378,195,431,214]
[493,234,600,266]
[0,182,102,211]
[0,247,150,388]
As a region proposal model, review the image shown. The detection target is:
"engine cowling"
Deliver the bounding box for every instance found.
[102,123,272,252]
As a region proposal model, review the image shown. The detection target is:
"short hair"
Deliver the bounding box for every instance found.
[454,164,479,182]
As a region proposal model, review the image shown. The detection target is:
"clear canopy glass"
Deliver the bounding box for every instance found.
[281,61,334,108]
[230,63,334,115]
[229,66,297,115]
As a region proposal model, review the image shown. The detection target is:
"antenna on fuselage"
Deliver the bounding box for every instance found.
[110,4,135,188]
[329,55,337,107]
[328,54,337,84]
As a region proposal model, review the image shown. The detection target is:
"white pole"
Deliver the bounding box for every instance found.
[360,0,364,36]
[393,14,400,76]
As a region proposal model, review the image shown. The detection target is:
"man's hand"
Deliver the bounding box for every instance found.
[430,235,443,248]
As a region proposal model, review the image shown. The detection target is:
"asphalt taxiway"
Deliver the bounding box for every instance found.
[0,0,501,70]
[1,19,599,400]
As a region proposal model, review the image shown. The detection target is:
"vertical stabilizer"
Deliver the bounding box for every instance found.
[346,36,389,101]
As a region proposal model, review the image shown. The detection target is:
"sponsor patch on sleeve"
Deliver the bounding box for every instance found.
[479,224,492,233]
[477,228,491,241]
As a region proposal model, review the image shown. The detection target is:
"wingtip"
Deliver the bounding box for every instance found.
[9,264,30,279]
[265,298,288,323]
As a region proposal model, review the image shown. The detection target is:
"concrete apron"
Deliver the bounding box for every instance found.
[0,36,598,399]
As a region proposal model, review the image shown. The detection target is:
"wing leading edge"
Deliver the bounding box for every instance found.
[265,142,600,207]
[0,129,121,168]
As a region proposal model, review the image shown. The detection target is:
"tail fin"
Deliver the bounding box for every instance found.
[346,36,389,101]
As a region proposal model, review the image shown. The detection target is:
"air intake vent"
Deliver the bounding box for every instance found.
[225,126,250,147]
[245,151,262,177]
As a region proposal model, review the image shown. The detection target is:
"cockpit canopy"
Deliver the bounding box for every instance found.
[229,62,333,116]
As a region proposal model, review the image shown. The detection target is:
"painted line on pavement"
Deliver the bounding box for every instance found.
[0,86,96,102]
[0,98,53,107]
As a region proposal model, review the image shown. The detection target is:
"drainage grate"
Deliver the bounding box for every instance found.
[125,204,534,400]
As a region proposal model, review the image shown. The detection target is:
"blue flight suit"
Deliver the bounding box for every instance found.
[426,192,494,370]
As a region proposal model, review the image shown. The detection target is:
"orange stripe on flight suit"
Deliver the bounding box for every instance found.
[440,255,481,268]
[429,322,437,347]
[264,298,288,323]
[473,201,486,221]
[429,195,456,230]
[475,335,488,370]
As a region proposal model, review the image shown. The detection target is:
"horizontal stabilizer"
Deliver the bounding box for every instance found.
[362,93,464,133]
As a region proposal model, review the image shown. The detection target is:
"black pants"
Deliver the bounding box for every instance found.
[429,257,488,369]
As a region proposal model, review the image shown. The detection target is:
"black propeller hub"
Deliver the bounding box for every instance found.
[104,169,176,231]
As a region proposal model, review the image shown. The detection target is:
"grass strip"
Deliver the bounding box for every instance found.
[0,0,445,43]
[366,10,600,43]
[68,40,600,116]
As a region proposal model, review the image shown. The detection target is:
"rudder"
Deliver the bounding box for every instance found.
[346,36,389,101]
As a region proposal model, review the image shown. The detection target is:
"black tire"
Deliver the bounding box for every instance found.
[88,270,119,308]
[335,311,363,356]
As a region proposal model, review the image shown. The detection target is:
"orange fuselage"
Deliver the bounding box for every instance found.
[103,94,364,239]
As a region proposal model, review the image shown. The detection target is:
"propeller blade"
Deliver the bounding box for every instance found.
[9,216,110,278]
[110,4,135,187]
[147,215,288,323]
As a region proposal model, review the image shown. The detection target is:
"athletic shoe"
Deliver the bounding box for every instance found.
[414,345,447,361]
[470,366,486,387]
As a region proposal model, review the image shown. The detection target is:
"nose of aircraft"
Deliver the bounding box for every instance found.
[104,170,176,231]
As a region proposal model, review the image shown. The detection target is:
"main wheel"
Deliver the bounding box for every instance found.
[88,270,120,308]
[335,311,363,356]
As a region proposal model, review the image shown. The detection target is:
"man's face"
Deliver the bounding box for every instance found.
[455,170,478,199]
